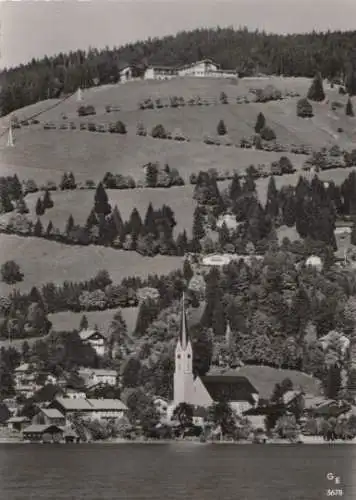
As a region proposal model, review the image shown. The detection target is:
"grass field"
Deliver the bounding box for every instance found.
[1,76,355,187]
[232,365,322,399]
[20,187,195,235]
[0,129,306,185]
[48,307,139,337]
[0,234,183,296]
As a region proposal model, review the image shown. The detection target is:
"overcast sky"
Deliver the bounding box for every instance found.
[1,0,356,69]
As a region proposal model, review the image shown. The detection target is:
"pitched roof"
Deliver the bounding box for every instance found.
[54,397,127,412]
[54,397,93,411]
[15,363,30,373]
[23,424,64,434]
[41,408,65,419]
[79,329,104,341]
[87,399,128,411]
[200,374,258,404]
[7,416,30,423]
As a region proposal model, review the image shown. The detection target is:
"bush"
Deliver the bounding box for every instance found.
[219,91,228,104]
[260,126,276,141]
[136,122,147,136]
[151,124,167,139]
[297,98,314,118]
[279,156,295,174]
[255,85,282,103]
[1,260,23,284]
[77,105,96,117]
[108,121,126,134]
[87,122,97,132]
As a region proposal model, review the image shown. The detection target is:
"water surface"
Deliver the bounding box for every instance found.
[0,443,354,500]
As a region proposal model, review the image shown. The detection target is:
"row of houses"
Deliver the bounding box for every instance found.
[119,59,237,82]
[6,396,128,442]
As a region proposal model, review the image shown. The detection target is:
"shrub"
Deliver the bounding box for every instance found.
[87,122,97,132]
[136,122,147,136]
[255,85,282,103]
[297,98,314,118]
[279,156,295,174]
[172,128,188,141]
[260,126,276,141]
[219,91,228,104]
[77,105,96,117]
[151,124,167,139]
[1,260,23,284]
[217,119,227,136]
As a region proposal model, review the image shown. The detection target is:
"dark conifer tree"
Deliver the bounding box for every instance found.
[128,208,143,238]
[79,314,89,330]
[42,189,54,209]
[35,197,45,216]
[33,218,43,237]
[134,298,160,336]
[192,206,205,241]
[217,119,227,136]
[218,221,230,249]
[111,205,124,238]
[254,112,266,133]
[94,182,111,216]
[45,220,54,237]
[145,163,159,188]
[86,208,98,229]
[176,230,188,256]
[144,202,157,236]
[10,174,22,200]
[265,176,279,218]
[346,97,354,117]
[229,173,242,203]
[307,73,325,102]
[65,214,75,235]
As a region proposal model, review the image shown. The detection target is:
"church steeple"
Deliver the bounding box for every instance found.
[179,292,190,349]
[173,292,193,405]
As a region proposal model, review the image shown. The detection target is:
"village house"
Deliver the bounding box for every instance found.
[178,59,237,78]
[79,328,106,356]
[119,65,134,82]
[49,397,128,424]
[22,424,65,443]
[6,416,30,432]
[78,368,117,389]
[167,296,259,420]
[144,59,237,80]
[32,407,66,427]
[64,388,87,399]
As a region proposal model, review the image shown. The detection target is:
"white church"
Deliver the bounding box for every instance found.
[167,297,259,420]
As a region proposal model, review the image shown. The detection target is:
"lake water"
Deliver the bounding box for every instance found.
[0,443,354,500]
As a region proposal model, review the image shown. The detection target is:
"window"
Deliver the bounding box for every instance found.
[187,354,191,359]
[177,354,181,359]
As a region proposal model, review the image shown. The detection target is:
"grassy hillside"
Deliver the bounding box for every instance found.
[48,307,139,338]
[1,77,355,186]
[232,365,322,399]
[0,234,182,296]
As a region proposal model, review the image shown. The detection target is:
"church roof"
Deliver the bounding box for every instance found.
[201,375,258,404]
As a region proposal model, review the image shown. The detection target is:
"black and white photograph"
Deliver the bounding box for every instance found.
[0,0,355,498]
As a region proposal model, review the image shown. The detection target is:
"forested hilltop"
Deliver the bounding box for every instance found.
[1,27,356,115]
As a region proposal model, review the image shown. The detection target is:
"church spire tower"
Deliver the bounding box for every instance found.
[173,292,194,405]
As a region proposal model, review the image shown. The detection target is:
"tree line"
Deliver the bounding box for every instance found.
[2,27,356,115]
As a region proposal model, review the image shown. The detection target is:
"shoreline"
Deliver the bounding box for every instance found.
[1,437,356,445]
